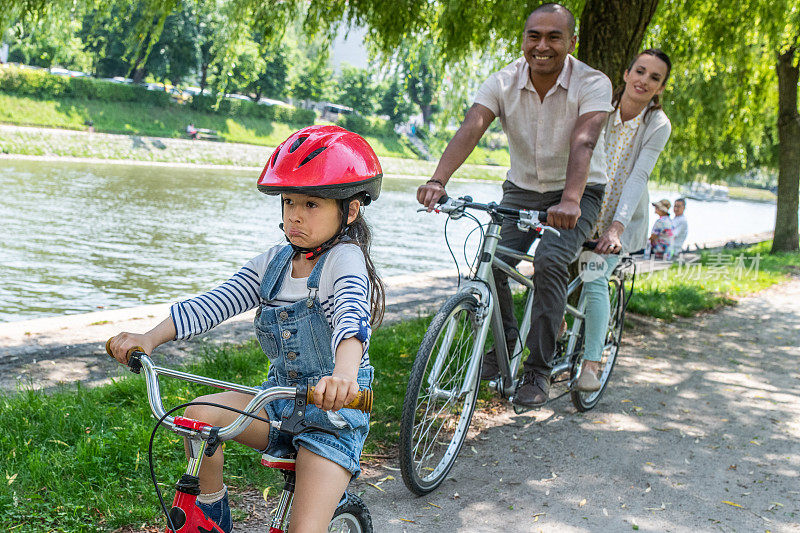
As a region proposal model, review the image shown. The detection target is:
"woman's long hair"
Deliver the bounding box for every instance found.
[342,197,385,328]
[612,48,672,123]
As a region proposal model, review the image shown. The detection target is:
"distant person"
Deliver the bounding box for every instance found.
[671,197,688,254]
[417,3,612,407]
[186,123,198,140]
[576,49,672,392]
[648,198,674,259]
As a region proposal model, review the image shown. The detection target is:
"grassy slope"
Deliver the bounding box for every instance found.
[0,93,414,159]
[0,94,782,200]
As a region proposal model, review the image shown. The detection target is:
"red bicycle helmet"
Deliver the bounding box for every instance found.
[257,125,382,205]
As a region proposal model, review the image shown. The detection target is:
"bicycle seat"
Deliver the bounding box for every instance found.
[261,452,297,471]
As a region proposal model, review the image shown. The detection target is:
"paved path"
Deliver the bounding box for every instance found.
[0,270,459,391]
[339,280,800,532]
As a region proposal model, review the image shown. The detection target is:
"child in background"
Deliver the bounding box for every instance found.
[649,198,674,259]
[107,125,385,533]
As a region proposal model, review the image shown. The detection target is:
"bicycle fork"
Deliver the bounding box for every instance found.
[164,421,225,533]
[425,280,493,403]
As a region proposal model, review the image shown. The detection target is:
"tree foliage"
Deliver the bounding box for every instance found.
[650,0,799,251]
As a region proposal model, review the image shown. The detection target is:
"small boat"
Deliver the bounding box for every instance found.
[681,182,729,202]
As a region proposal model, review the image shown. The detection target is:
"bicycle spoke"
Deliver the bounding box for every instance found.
[400,293,483,494]
[407,303,478,482]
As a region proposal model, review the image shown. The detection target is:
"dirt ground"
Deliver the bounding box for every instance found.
[217,280,800,533]
[3,279,799,532]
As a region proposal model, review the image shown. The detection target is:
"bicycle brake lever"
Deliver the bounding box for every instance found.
[280,382,340,439]
[296,425,340,439]
[543,226,561,237]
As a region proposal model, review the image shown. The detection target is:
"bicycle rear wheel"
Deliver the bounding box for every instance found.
[399,292,482,495]
[570,276,626,412]
[329,493,372,532]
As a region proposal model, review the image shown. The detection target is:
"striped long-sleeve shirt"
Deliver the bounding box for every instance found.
[170,243,373,367]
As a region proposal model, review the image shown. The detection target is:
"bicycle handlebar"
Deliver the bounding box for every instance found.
[582,241,621,255]
[433,195,559,236]
[104,341,372,442]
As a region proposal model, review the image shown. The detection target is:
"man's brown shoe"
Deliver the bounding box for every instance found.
[512,372,550,407]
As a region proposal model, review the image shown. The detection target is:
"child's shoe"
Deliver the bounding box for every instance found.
[196,490,232,533]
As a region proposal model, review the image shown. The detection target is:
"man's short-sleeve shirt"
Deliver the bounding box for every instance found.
[474,55,613,193]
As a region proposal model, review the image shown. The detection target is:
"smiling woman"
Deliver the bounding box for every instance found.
[578,48,673,389]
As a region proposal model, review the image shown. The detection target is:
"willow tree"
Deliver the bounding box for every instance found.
[652,0,799,253]
[11,0,795,252]
[4,0,662,90]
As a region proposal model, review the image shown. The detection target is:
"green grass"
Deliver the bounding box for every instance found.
[0,93,415,159]
[727,186,777,203]
[0,314,435,532]
[627,241,797,319]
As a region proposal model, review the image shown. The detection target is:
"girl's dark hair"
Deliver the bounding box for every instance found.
[342,196,385,327]
[612,48,672,122]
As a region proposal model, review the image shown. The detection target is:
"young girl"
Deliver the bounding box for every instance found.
[107,125,385,532]
[577,49,673,391]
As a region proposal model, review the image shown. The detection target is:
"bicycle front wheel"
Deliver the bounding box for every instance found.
[571,276,626,412]
[399,292,483,495]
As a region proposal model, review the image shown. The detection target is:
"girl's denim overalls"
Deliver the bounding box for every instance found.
[254,245,373,477]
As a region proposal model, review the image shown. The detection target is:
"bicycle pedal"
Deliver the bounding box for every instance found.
[510,397,544,414]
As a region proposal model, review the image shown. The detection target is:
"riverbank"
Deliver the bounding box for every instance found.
[2,239,795,389]
[2,123,781,202]
[0,269,460,392]
[0,124,508,182]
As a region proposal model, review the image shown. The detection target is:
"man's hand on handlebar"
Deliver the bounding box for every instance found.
[106,333,153,365]
[417,180,447,211]
[547,200,581,230]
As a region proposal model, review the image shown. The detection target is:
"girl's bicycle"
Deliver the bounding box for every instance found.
[398,196,635,495]
[106,343,374,532]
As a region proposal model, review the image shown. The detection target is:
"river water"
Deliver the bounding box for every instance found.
[0,159,782,322]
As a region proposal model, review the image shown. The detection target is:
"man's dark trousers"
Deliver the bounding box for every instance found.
[493,180,605,377]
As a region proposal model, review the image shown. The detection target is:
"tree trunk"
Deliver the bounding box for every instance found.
[420,104,433,126]
[131,65,146,84]
[772,45,800,253]
[200,62,208,93]
[577,0,661,85]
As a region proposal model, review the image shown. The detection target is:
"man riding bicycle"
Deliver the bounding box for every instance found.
[416,3,612,407]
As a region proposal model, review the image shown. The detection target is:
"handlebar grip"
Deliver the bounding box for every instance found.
[105,338,146,372]
[538,211,548,223]
[582,241,621,254]
[105,338,145,359]
[437,194,449,205]
[306,387,373,413]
